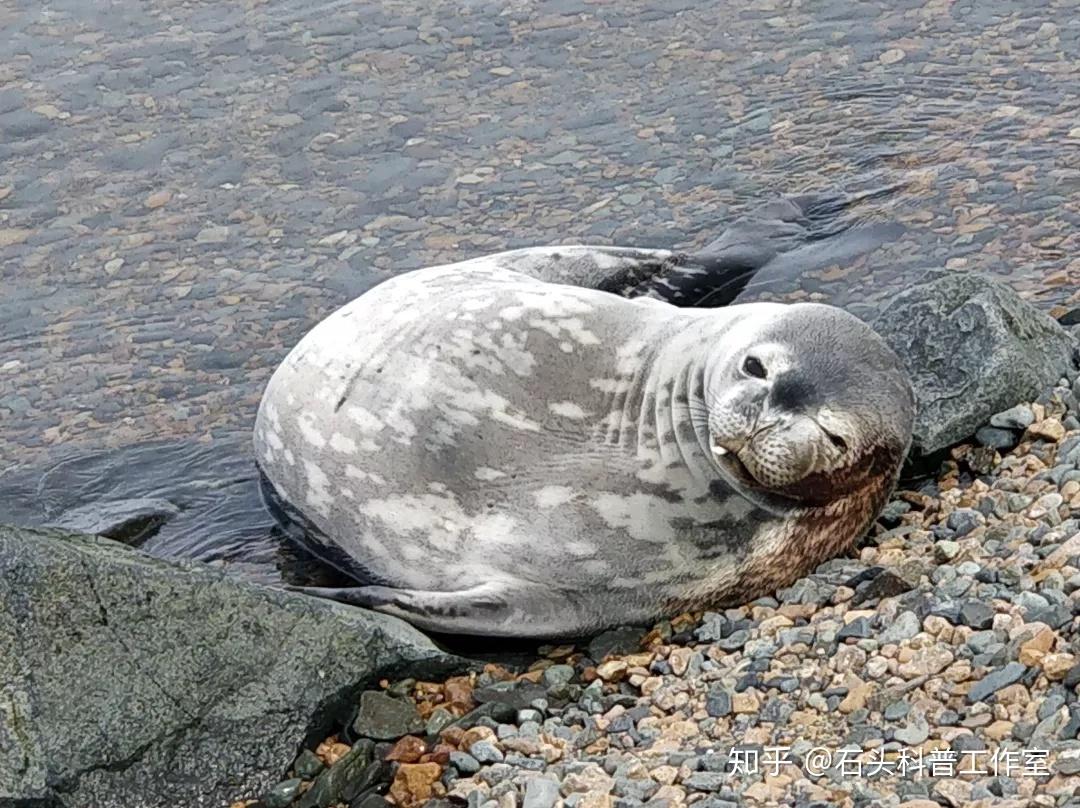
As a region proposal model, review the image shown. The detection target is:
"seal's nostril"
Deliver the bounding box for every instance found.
[743,355,767,379]
[825,430,848,452]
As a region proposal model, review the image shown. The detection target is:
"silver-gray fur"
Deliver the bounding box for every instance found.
[255,247,914,637]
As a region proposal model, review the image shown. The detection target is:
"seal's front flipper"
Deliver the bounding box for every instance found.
[285,584,396,607]
[287,581,508,622]
[289,580,587,637]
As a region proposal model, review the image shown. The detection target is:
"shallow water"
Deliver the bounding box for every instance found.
[1,0,1078,577]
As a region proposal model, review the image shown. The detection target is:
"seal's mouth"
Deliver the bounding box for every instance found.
[710,438,761,489]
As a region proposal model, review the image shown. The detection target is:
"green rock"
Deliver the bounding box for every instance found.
[293,748,324,780]
[425,706,455,736]
[296,741,388,808]
[352,691,425,740]
[262,778,303,808]
[0,525,464,807]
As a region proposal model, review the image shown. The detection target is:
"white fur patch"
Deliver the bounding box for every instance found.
[549,401,589,419]
[533,485,576,509]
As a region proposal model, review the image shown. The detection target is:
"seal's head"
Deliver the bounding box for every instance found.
[703,302,914,511]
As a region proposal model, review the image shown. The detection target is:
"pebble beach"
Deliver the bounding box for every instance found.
[3,1,1080,806]
[245,372,1080,808]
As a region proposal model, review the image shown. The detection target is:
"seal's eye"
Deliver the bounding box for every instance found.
[743,355,767,379]
[825,431,848,452]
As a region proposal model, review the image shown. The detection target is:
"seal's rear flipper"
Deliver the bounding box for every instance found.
[637,191,902,308]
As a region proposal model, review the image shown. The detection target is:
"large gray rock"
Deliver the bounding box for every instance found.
[0,525,463,808]
[870,271,1078,455]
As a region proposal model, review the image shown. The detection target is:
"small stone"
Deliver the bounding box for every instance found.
[682,772,725,791]
[562,763,614,793]
[469,740,504,764]
[1036,21,1059,39]
[946,508,983,537]
[523,776,561,808]
[489,66,514,76]
[145,189,172,209]
[262,779,302,808]
[880,48,906,64]
[293,749,324,779]
[881,612,921,644]
[1056,748,1080,775]
[1028,419,1066,442]
[587,627,643,660]
[884,701,910,721]
[935,540,961,562]
[731,691,760,714]
[894,719,930,745]
[352,691,424,740]
[1041,653,1076,680]
[838,617,873,640]
[898,646,953,678]
[705,686,732,718]
[298,740,380,808]
[990,405,1035,430]
[517,708,543,724]
[958,601,994,630]
[851,569,914,604]
[1018,625,1056,665]
[932,779,971,808]
[542,664,575,688]
[386,735,426,763]
[388,762,441,807]
[449,750,480,774]
[595,660,628,682]
[967,663,1027,703]
[426,708,455,736]
[668,647,692,676]
[716,629,750,651]
[195,225,229,243]
[976,426,1019,451]
[838,681,871,713]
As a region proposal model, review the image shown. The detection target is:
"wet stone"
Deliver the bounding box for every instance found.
[262,778,302,808]
[296,740,380,808]
[587,627,644,661]
[352,691,425,740]
[542,665,575,689]
[293,748,324,779]
[976,426,1019,450]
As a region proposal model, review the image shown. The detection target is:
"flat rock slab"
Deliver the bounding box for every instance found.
[0,525,463,808]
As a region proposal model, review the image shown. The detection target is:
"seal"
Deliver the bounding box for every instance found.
[255,251,915,637]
